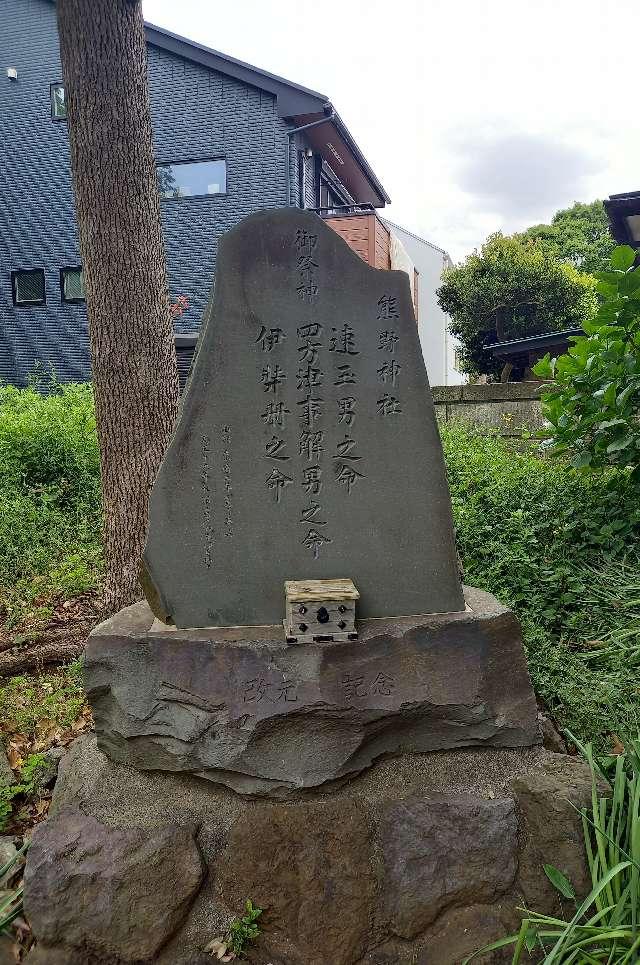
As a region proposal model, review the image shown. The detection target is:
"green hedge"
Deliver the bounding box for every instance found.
[0,383,102,627]
[1,383,638,749]
[441,420,640,749]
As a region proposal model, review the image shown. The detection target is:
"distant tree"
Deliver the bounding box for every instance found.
[57,0,180,614]
[520,200,614,275]
[534,245,640,482]
[437,233,598,379]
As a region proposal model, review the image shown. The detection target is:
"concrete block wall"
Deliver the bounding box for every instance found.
[432,382,545,438]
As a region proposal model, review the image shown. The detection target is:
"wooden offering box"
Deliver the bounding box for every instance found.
[284,579,359,644]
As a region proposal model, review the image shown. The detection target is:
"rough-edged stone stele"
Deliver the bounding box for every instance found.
[143,208,464,628]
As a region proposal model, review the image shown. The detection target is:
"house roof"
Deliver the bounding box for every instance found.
[484,329,584,357]
[144,23,390,207]
[604,191,640,247]
[144,23,330,117]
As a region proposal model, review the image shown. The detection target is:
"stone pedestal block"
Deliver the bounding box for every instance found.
[85,586,540,795]
[24,735,594,965]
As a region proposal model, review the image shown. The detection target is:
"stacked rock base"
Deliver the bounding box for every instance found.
[83,587,540,796]
[24,734,595,965]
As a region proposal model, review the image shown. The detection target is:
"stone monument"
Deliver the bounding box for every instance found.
[23,211,594,965]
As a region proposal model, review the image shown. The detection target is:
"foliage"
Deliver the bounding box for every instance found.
[440,420,640,748]
[228,899,263,956]
[534,245,640,481]
[0,381,102,629]
[0,841,28,935]
[436,232,597,378]
[0,660,90,832]
[520,200,615,275]
[0,661,86,737]
[0,754,49,832]
[464,736,640,963]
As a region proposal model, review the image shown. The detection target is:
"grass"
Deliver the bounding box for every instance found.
[464,736,640,963]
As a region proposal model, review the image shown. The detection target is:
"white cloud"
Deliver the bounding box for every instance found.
[143,0,640,261]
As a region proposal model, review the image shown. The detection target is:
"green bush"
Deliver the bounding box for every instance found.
[441,420,640,749]
[0,382,102,628]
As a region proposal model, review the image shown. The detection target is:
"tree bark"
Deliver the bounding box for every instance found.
[56,0,179,614]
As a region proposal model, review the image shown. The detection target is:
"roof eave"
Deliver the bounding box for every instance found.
[144,23,329,117]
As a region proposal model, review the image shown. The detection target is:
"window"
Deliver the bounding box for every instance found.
[11,269,46,306]
[157,159,227,199]
[50,83,66,119]
[60,266,85,302]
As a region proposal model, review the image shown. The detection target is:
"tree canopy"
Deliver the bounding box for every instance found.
[519,200,614,275]
[436,232,598,378]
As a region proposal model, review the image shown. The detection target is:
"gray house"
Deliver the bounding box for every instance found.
[1,0,389,386]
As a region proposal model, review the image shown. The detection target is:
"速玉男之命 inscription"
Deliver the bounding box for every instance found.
[144,209,464,627]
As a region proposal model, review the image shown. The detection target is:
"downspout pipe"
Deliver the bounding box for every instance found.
[286,112,336,207]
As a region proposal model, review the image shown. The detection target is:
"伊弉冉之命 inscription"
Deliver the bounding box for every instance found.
[144,209,464,627]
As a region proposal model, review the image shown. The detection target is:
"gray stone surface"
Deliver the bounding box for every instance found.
[23,734,591,965]
[382,794,518,938]
[86,586,539,795]
[24,807,204,963]
[143,208,464,628]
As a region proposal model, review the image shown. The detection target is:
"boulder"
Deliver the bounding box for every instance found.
[85,587,540,796]
[381,795,518,938]
[513,754,595,910]
[22,734,594,965]
[24,807,205,963]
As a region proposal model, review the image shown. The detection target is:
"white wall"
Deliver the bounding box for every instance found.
[383,221,465,386]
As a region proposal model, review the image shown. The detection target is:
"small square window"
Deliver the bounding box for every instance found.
[11,269,46,306]
[60,266,85,302]
[51,83,66,119]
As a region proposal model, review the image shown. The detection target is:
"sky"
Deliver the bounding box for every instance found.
[142,0,640,262]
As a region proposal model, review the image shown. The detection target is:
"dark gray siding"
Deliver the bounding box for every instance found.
[0,0,295,385]
[0,0,88,385]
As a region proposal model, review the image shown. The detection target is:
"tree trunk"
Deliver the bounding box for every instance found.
[57,0,179,614]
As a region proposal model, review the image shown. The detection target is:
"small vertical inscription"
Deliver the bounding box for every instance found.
[377,299,402,416]
[200,434,214,568]
[222,424,233,540]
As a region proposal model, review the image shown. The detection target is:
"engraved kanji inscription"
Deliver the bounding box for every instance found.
[377,393,403,416]
[302,528,332,559]
[297,365,323,392]
[334,363,357,386]
[337,397,356,426]
[265,435,289,461]
[333,434,362,460]
[335,463,365,494]
[261,364,286,393]
[341,673,367,700]
[297,395,323,427]
[302,465,322,495]
[300,500,327,525]
[243,676,267,703]
[266,468,293,502]
[256,325,286,351]
[377,359,402,387]
[262,401,291,427]
[371,672,396,696]
[377,294,400,319]
[329,323,359,355]
[378,330,399,353]
[299,430,324,461]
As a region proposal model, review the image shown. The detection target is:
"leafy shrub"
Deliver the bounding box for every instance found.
[440,420,640,748]
[0,382,102,627]
[534,244,640,479]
